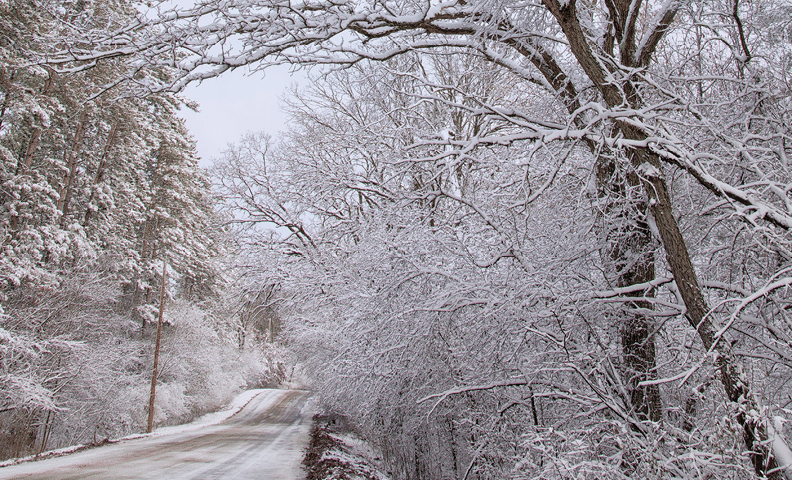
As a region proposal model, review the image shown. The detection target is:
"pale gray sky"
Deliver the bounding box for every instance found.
[179,65,303,167]
[149,1,304,167]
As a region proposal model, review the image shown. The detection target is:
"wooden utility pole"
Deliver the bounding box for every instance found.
[146,261,167,433]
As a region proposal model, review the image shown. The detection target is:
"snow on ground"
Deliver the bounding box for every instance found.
[0,388,309,480]
[304,416,390,480]
[0,389,271,469]
[126,388,272,439]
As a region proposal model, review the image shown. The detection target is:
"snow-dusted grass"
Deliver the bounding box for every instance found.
[0,443,89,469]
[303,418,390,480]
[320,440,390,480]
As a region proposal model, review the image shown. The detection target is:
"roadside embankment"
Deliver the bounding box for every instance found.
[303,414,390,480]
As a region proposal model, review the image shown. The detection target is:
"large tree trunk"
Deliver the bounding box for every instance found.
[0,67,14,133]
[131,147,165,332]
[9,70,52,231]
[542,0,781,474]
[83,121,119,227]
[624,128,780,476]
[596,155,662,423]
[17,72,55,174]
[515,29,664,422]
[58,110,89,222]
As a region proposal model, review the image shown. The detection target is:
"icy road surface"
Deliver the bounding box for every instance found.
[0,389,312,480]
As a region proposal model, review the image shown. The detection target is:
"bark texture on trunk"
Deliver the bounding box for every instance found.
[542,0,780,474]
[626,130,779,476]
[514,13,665,421]
[18,72,55,174]
[596,155,662,423]
[83,121,119,226]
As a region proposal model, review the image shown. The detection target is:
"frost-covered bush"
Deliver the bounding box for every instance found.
[151,300,287,425]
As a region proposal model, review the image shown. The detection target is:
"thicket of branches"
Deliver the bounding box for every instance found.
[216,50,792,477]
[23,0,792,477]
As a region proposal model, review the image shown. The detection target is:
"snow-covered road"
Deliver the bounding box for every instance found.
[0,389,312,480]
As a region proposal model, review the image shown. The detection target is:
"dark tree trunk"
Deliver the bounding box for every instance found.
[621,122,780,478]
[596,155,662,423]
[83,120,119,226]
[541,0,781,473]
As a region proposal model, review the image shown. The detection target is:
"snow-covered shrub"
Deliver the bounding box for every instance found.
[151,300,285,425]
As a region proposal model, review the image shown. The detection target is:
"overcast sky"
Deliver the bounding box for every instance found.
[178,64,304,168]
[148,1,305,167]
